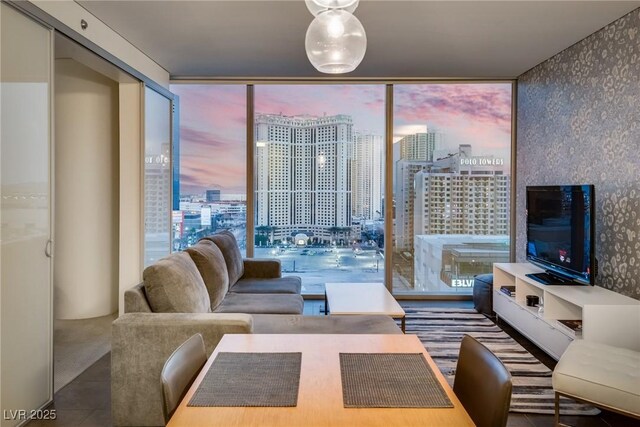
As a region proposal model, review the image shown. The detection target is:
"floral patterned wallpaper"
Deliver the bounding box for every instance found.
[516,8,640,299]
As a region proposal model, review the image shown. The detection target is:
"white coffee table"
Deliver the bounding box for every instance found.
[324,282,406,332]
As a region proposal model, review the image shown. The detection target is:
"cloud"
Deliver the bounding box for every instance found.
[255,85,386,134]
[171,85,248,195]
[180,126,233,150]
[180,158,246,193]
[172,83,512,194]
[393,83,512,162]
[395,84,512,131]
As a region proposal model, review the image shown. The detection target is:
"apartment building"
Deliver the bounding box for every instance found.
[413,170,510,236]
[394,130,449,250]
[398,131,444,162]
[352,132,384,220]
[394,159,428,250]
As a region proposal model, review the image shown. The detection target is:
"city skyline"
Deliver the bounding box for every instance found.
[172,84,513,293]
[171,83,512,196]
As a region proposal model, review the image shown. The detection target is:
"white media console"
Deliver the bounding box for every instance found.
[493,263,640,360]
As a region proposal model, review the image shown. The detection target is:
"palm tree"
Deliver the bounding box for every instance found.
[267,225,278,245]
[255,225,269,246]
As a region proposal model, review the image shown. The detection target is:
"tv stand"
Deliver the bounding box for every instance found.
[526,271,575,286]
[493,263,640,360]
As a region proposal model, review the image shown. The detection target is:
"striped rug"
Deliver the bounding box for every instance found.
[404,307,599,415]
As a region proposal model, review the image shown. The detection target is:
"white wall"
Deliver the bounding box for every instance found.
[118,82,143,313]
[54,58,119,319]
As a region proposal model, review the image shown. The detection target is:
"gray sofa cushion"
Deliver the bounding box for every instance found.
[243,258,282,278]
[201,231,244,285]
[124,283,152,313]
[230,276,302,294]
[252,314,402,334]
[143,252,211,313]
[186,240,229,310]
[214,293,304,315]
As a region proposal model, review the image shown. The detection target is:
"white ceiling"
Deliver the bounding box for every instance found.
[77,1,640,78]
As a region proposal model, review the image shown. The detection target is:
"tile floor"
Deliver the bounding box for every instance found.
[27,300,640,427]
[54,313,116,393]
[27,354,111,427]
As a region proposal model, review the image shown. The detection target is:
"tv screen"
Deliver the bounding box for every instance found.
[526,185,595,285]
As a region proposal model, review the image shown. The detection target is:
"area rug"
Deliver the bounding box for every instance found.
[404,307,599,415]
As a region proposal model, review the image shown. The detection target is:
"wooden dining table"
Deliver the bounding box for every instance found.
[167,334,474,427]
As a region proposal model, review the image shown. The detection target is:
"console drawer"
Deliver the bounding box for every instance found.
[538,321,574,359]
[494,292,540,343]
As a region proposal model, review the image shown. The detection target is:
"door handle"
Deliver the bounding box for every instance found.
[45,239,52,258]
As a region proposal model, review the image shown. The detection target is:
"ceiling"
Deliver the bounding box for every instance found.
[77,1,640,79]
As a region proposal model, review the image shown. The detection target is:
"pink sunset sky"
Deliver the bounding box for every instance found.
[171,83,512,196]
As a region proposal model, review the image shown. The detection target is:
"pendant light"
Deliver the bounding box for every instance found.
[304,0,366,74]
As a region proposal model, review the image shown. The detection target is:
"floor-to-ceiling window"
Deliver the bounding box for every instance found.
[254,85,385,294]
[392,83,513,294]
[170,84,247,254]
[170,81,513,296]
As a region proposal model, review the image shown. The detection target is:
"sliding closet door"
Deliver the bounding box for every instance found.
[0,4,53,425]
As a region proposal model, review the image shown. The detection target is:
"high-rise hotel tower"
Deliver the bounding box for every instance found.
[255,113,353,243]
[352,133,383,220]
[398,130,444,162]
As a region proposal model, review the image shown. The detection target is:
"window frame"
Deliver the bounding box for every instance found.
[169,79,517,298]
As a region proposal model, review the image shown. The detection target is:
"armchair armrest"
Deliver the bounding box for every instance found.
[111,312,253,426]
[242,258,282,278]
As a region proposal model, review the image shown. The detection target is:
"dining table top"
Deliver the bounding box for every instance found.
[167,333,474,427]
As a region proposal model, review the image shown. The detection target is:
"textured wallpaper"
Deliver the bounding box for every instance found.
[516,8,640,299]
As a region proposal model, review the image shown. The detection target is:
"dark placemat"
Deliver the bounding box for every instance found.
[339,353,454,408]
[188,352,301,407]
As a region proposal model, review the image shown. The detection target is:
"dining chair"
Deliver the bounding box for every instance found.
[160,333,207,424]
[453,334,513,427]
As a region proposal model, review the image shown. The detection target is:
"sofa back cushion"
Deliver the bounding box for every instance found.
[200,231,244,285]
[124,283,153,313]
[186,240,229,310]
[143,252,211,313]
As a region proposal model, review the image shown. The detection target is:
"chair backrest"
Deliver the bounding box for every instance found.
[453,334,512,427]
[161,333,207,423]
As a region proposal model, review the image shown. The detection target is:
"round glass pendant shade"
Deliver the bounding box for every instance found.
[305,0,359,16]
[305,10,367,74]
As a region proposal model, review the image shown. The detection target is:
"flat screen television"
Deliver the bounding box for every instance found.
[525,185,595,285]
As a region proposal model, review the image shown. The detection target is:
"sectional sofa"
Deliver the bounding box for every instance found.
[132,231,305,315]
[112,231,401,426]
